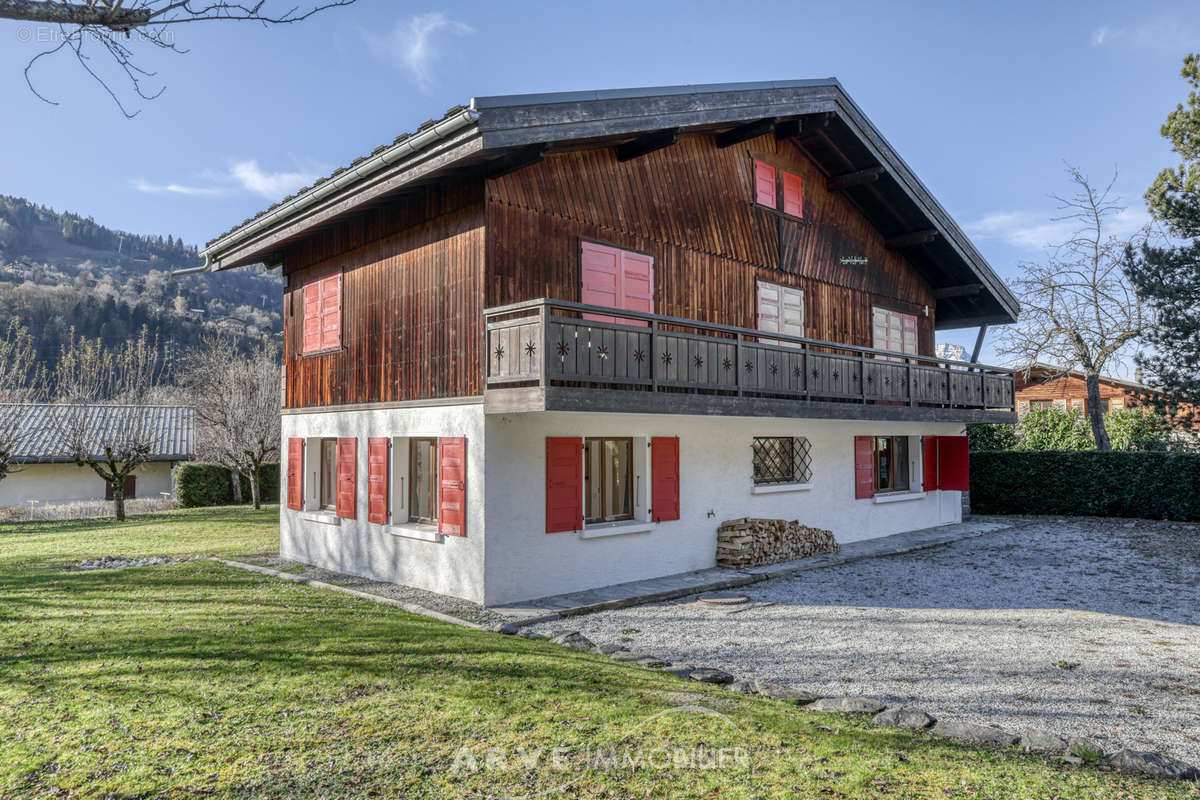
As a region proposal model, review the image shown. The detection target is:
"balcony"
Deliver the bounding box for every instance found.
[484,299,1016,423]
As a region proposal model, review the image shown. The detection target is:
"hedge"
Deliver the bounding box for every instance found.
[971,451,1200,520]
[175,462,280,508]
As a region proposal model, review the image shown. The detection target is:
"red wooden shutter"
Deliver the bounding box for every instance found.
[287,437,304,510]
[581,241,621,323]
[936,436,970,491]
[335,437,356,519]
[618,251,654,324]
[854,436,875,499]
[302,281,321,353]
[782,171,803,217]
[320,273,342,350]
[650,436,680,522]
[367,437,389,524]
[922,435,939,492]
[438,437,467,536]
[545,437,583,533]
[754,160,777,207]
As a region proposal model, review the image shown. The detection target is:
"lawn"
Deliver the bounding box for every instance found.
[0,507,1192,798]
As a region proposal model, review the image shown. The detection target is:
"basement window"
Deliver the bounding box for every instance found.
[752,437,813,486]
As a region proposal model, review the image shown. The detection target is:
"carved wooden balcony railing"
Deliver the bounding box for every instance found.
[484,299,1016,415]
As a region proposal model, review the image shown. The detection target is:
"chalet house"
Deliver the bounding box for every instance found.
[1015,363,1197,426]
[0,404,193,508]
[199,80,1019,606]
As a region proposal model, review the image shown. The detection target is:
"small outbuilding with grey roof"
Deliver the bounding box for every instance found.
[0,404,194,509]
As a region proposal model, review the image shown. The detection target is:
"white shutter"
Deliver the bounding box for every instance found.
[780,286,804,338]
[1053,399,1067,411]
[756,281,781,334]
[872,307,889,350]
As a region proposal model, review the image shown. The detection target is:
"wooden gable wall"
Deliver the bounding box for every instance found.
[485,131,936,354]
[280,181,484,409]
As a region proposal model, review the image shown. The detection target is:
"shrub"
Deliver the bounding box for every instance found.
[1105,407,1173,451]
[970,450,1200,520]
[1016,408,1094,451]
[967,423,1018,451]
[175,463,235,508]
[237,463,280,503]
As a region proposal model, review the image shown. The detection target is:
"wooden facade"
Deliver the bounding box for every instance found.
[280,132,945,410]
[1015,367,1198,426]
[280,182,485,409]
[486,132,936,355]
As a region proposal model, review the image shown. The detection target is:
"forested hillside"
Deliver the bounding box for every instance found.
[0,196,282,367]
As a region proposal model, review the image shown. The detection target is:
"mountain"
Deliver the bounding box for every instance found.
[0,195,283,369]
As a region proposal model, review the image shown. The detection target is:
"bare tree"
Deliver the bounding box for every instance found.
[180,335,279,509]
[0,319,46,482]
[1000,164,1151,451]
[50,327,166,520]
[4,0,356,116]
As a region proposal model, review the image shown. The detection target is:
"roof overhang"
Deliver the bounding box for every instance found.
[201,79,1018,328]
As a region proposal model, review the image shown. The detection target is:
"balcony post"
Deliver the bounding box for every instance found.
[538,301,548,388]
[650,319,658,393]
[859,352,867,404]
[735,333,744,397]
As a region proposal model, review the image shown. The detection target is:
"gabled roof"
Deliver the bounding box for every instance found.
[1,404,195,463]
[201,79,1018,328]
[1016,363,1152,393]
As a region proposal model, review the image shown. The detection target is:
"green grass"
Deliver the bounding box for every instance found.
[0,507,1192,798]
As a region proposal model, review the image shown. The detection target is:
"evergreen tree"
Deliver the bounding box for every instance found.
[1126,53,1200,411]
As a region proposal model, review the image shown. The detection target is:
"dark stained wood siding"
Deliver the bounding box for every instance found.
[486,132,936,354]
[281,182,484,409]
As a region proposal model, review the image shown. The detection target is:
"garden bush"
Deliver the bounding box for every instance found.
[971,450,1200,520]
[176,462,280,507]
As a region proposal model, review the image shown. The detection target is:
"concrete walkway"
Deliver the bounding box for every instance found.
[492,519,1011,622]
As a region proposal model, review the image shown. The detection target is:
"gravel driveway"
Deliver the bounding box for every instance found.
[530,517,1200,763]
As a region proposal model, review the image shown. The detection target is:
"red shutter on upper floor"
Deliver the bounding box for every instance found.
[287,438,304,510]
[854,436,875,499]
[922,435,939,492]
[302,281,321,353]
[336,437,357,519]
[580,241,655,326]
[782,171,803,217]
[545,437,583,533]
[936,436,970,491]
[754,160,777,207]
[367,437,389,524]
[650,436,680,522]
[320,273,342,350]
[618,251,654,324]
[438,437,467,536]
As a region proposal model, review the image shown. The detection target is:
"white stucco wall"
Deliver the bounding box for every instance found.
[482,413,965,605]
[279,401,966,607]
[0,460,176,507]
[280,402,488,604]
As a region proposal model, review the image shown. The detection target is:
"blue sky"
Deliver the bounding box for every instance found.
[0,0,1196,365]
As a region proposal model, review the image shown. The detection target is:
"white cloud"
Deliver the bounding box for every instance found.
[130,178,224,197]
[229,160,319,200]
[1090,25,1121,46]
[131,160,322,202]
[364,11,473,91]
[966,207,1151,252]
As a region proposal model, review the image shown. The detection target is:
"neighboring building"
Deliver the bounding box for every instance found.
[199,80,1019,606]
[0,404,194,507]
[1014,364,1197,425]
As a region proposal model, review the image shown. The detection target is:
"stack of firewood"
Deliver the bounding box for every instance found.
[715,518,839,568]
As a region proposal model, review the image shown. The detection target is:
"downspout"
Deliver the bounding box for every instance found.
[195,105,481,272]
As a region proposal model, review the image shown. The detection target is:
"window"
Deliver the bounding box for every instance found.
[1110,396,1125,411]
[409,438,438,524]
[752,437,812,486]
[1028,399,1053,410]
[319,438,338,510]
[874,436,909,493]
[756,280,804,341]
[752,161,803,218]
[585,437,634,523]
[580,241,654,325]
[105,476,136,500]
[872,307,918,355]
[301,270,342,353]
